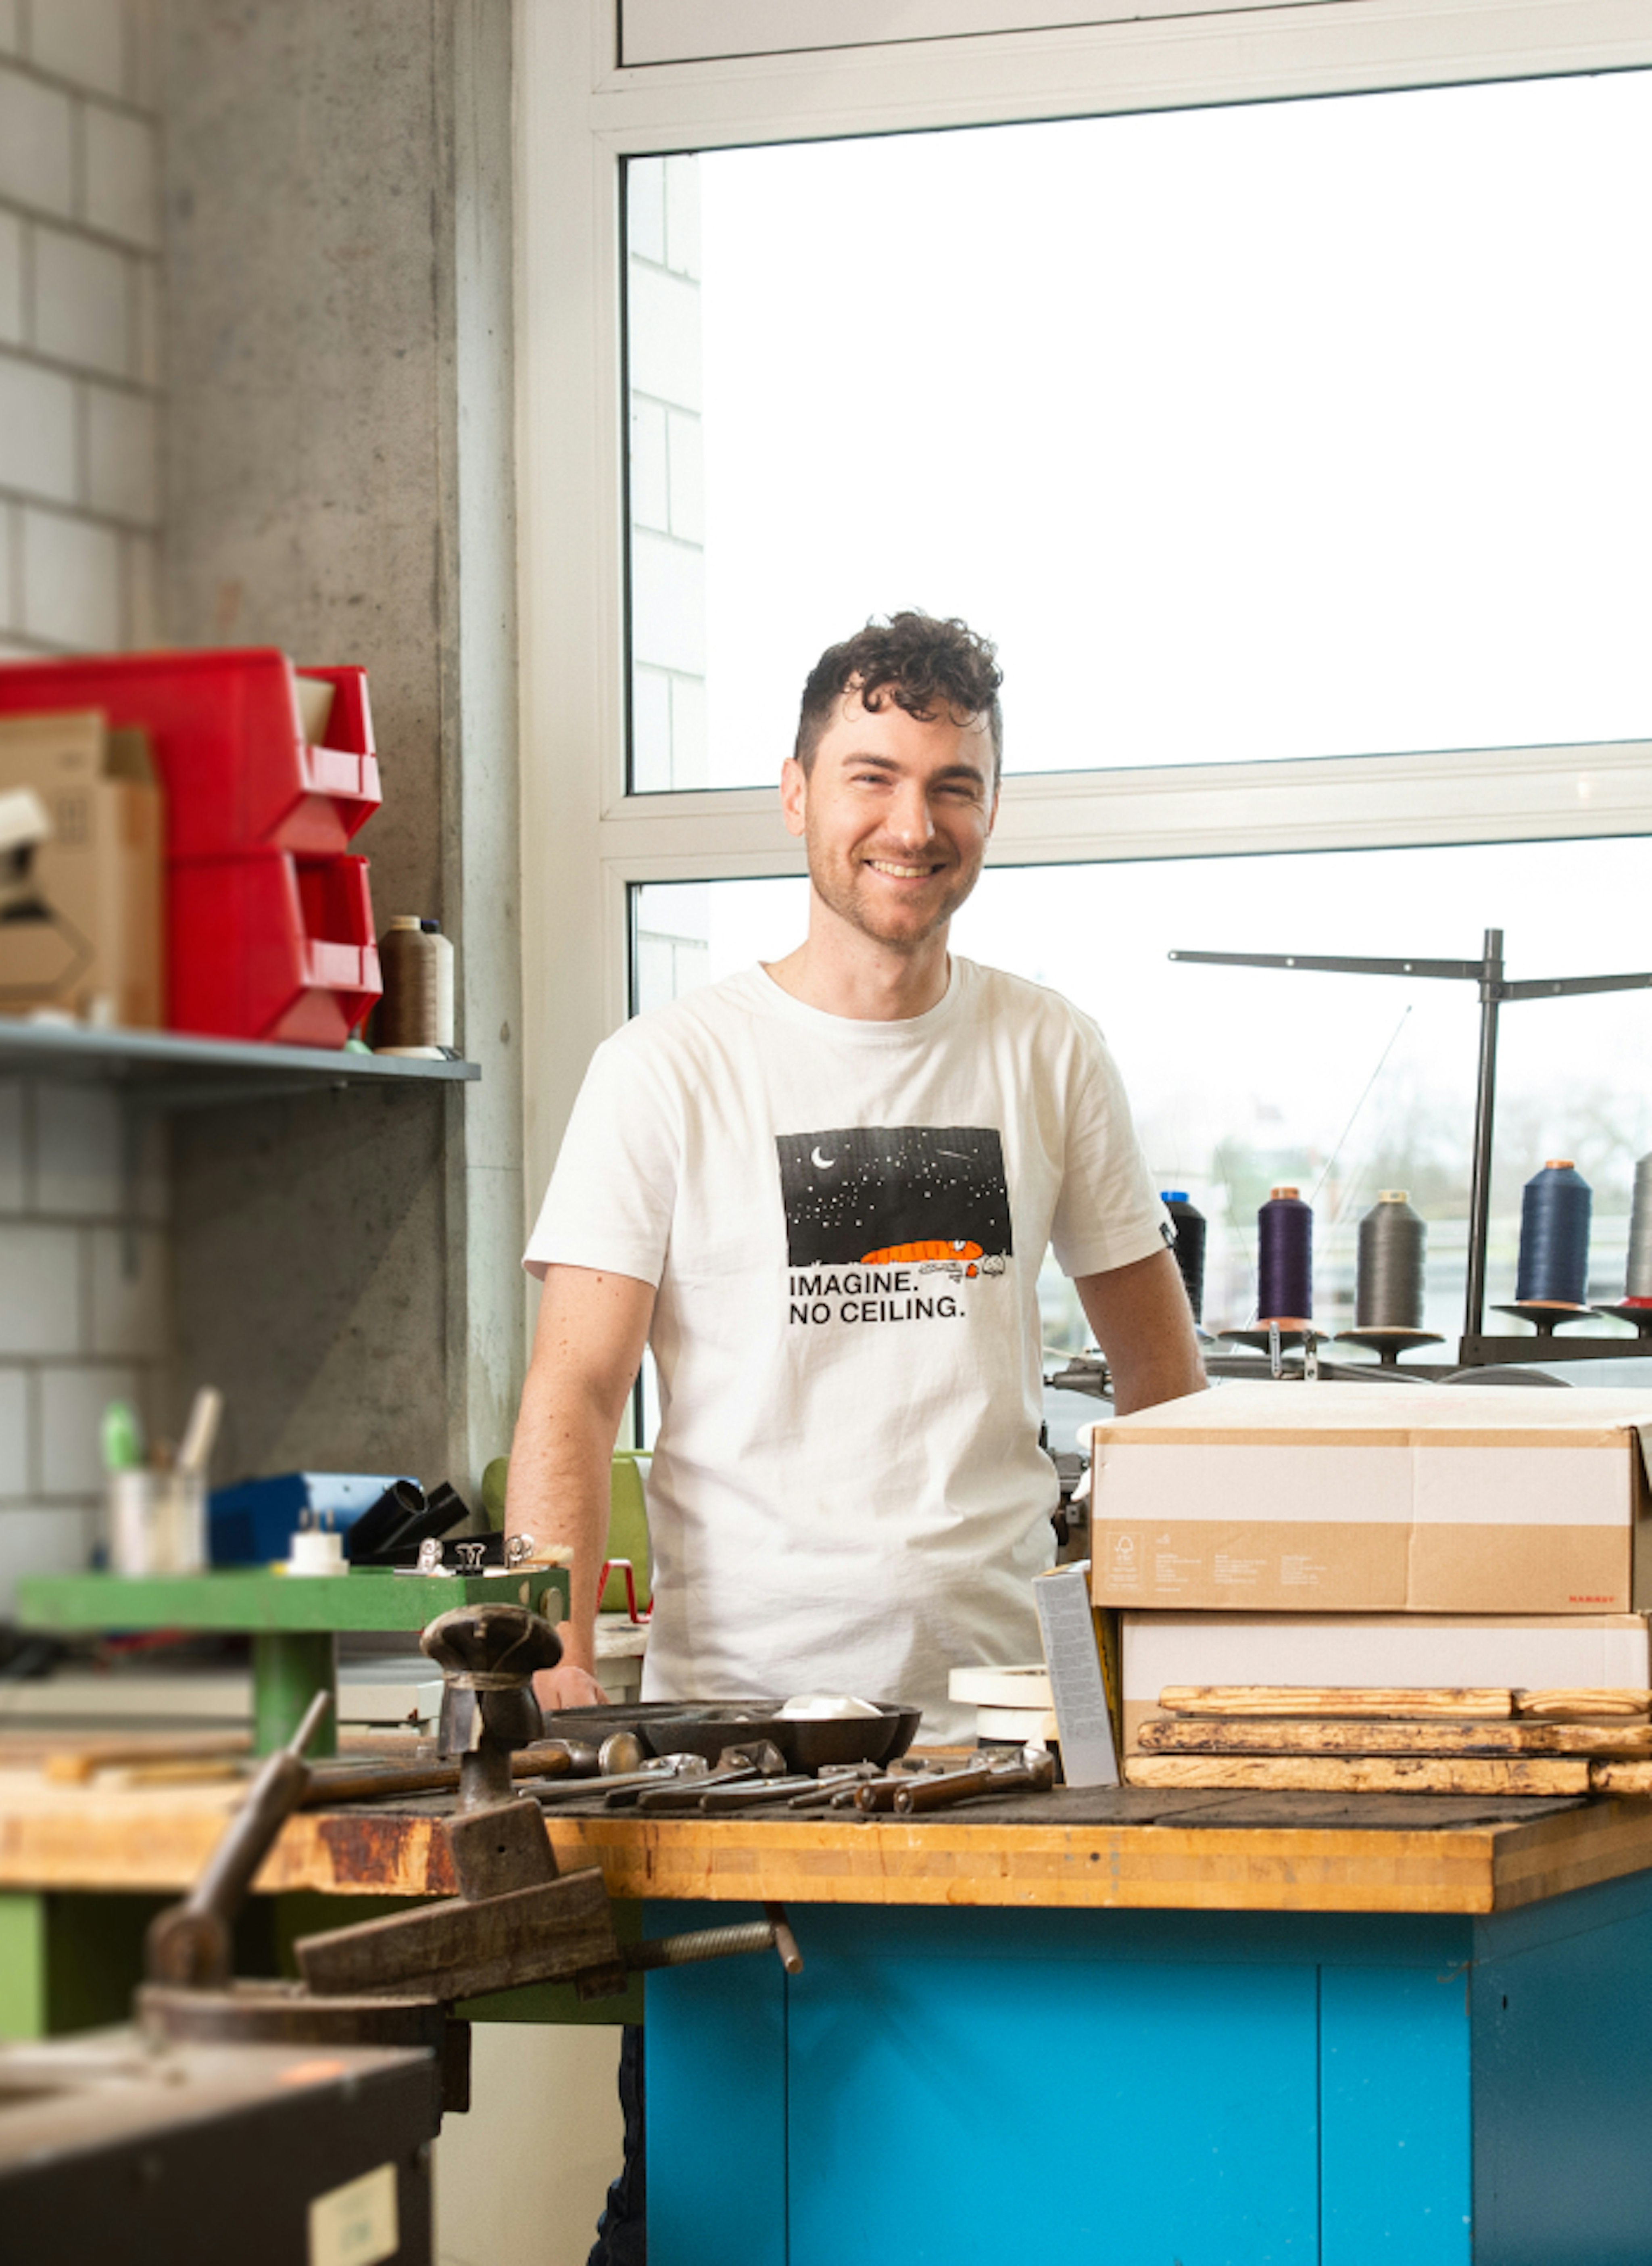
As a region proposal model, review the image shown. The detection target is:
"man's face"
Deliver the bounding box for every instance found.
[780,687,999,952]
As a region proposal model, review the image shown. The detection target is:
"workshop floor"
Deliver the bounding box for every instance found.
[436,2024,625,2266]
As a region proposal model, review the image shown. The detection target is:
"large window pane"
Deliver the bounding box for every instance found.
[632,840,1652,1365]
[626,72,1652,791]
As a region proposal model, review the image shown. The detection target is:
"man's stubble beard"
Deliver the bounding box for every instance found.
[807,834,985,954]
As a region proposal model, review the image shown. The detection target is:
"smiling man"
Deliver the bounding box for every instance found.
[510,612,1205,2266]
[511,611,1204,1719]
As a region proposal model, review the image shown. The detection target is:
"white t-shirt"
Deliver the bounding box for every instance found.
[524,955,1167,1738]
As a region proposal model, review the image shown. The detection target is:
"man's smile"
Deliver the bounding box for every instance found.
[863,857,949,879]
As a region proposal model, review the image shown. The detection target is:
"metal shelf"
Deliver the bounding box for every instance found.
[0,1019,479,1108]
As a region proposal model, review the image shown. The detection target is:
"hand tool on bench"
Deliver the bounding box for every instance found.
[145,1687,332,1988]
[631,1741,791,1811]
[299,1730,641,1809]
[891,1748,1056,1813]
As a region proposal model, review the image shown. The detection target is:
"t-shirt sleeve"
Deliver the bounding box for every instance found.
[1047,1022,1171,1280]
[522,1031,678,1285]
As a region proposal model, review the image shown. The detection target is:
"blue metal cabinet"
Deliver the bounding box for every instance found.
[646,1871,1652,2265]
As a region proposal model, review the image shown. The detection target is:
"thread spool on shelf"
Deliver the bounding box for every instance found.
[1628,1153,1652,1307]
[374,915,455,1058]
[1257,1185,1313,1328]
[1357,1191,1426,1330]
[1162,1192,1206,1324]
[1338,1190,1442,1364]
[1493,1159,1596,1335]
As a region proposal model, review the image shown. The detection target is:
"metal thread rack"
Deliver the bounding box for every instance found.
[1168,927,1652,1371]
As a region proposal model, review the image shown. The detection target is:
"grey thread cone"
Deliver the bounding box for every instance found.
[1356,1190,1426,1329]
[1629,1152,1652,1301]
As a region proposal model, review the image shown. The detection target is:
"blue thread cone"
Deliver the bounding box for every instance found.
[1258,1185,1313,1324]
[1514,1159,1592,1305]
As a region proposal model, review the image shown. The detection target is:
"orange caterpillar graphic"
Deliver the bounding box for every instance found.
[863,1238,983,1276]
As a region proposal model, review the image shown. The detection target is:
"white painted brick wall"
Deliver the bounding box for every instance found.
[0,2,169,1611]
[0,209,21,342]
[0,1079,171,1608]
[34,222,132,373]
[0,12,163,658]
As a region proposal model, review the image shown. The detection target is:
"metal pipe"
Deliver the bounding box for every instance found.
[1464,927,1504,1345]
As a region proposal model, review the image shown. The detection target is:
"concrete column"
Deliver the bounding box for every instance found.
[161,0,523,1498]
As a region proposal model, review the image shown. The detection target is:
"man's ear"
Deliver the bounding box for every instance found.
[780,754,808,840]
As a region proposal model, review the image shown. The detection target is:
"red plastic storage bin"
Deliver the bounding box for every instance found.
[169,850,382,1047]
[0,649,381,858]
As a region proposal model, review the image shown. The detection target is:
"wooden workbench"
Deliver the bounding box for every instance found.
[3,1768,1652,1916]
[7,1772,1652,2260]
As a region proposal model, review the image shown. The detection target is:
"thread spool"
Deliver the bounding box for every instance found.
[1257,1185,1313,1326]
[375,915,452,1057]
[1161,1192,1206,1322]
[423,918,455,1048]
[1627,1152,1652,1306]
[1514,1159,1592,1305]
[1356,1190,1427,1330]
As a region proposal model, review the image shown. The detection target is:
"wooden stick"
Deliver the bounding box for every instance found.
[1156,1686,1514,1720]
[44,1734,252,1787]
[1124,1753,1589,1795]
[1513,1690,1652,1721]
[1138,1718,1652,1759]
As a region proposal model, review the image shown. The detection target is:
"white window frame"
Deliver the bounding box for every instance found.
[514,0,1652,1206]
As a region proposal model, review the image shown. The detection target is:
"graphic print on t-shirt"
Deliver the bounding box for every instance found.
[777,1126,1011,1328]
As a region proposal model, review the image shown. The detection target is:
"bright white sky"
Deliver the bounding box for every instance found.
[693,69,1652,784]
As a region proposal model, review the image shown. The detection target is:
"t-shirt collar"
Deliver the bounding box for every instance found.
[745,954,967,1040]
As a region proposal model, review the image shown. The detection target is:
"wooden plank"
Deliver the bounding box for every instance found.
[1125,1755,1589,1796]
[1159,1686,1512,1719]
[1514,1689,1652,1720]
[1139,1719,1652,1758]
[1589,1762,1652,1794]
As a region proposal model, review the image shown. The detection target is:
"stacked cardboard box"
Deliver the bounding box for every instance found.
[0,711,163,1026]
[1087,1384,1652,1782]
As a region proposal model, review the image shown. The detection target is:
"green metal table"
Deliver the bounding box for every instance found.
[17,1567,571,1756]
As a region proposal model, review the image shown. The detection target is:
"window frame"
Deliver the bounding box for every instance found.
[514,0,1652,1206]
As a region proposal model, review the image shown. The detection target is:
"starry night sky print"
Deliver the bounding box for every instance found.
[775,1126,1014,1268]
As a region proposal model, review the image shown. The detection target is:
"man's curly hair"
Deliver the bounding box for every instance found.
[795,612,1003,782]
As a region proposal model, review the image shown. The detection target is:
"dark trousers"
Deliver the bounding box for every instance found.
[588,2023,646,2266]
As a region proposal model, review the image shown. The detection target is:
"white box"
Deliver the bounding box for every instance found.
[1091,1384,1652,1615]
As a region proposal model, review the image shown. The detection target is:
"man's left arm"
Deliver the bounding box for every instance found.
[1074,1247,1207,1415]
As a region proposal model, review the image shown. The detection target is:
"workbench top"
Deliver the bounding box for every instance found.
[4,1770,1652,1917]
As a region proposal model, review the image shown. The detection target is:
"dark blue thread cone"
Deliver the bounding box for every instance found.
[1514,1159,1592,1305]
[1258,1186,1313,1324]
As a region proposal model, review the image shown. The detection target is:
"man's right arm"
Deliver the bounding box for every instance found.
[507,1262,657,1711]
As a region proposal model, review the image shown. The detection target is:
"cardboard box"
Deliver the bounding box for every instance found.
[1121,1610,1652,1753]
[1089,1384,1652,1615]
[0,710,163,1026]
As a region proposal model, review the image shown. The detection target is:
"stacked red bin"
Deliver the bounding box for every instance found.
[0,649,382,1046]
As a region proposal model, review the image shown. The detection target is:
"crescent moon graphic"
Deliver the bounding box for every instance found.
[811,1147,837,1170]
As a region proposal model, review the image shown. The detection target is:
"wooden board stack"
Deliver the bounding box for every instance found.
[1122,1687,1652,1796]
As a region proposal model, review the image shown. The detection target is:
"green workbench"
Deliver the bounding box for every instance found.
[17,1566,571,1756]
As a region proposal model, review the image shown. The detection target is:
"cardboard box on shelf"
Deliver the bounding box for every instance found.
[1089,1384,1652,1616]
[0,710,163,1028]
[1120,1610,1652,1754]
